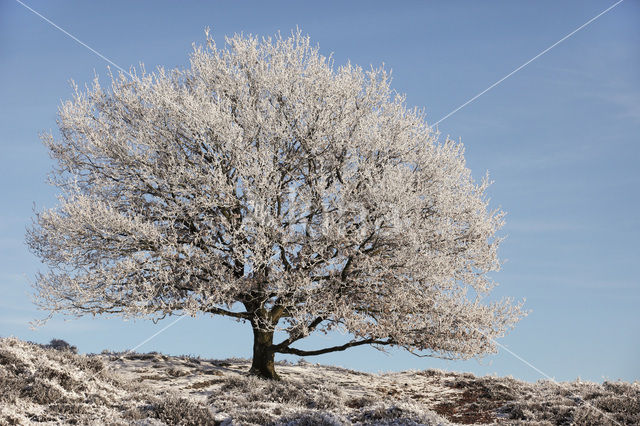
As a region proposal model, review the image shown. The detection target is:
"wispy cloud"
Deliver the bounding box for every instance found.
[0,316,37,327]
[491,147,596,171]
[502,270,639,291]
[533,64,597,81]
[0,315,103,332]
[594,90,640,123]
[505,220,585,233]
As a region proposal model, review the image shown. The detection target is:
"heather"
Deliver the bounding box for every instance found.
[2,337,637,425]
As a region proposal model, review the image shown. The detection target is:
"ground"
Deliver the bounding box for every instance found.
[0,337,637,425]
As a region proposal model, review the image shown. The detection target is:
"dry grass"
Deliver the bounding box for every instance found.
[1,337,638,425]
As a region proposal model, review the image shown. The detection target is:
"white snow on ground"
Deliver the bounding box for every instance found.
[105,353,459,405]
[1,337,638,425]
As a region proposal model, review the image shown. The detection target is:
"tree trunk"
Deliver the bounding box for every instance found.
[249,326,280,380]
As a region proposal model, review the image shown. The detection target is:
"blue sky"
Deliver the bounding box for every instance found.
[1,0,638,383]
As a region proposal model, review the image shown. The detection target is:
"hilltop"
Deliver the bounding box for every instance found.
[0,337,637,425]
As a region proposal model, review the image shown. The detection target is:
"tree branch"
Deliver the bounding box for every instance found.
[204,306,251,319]
[272,316,325,351]
[276,337,394,356]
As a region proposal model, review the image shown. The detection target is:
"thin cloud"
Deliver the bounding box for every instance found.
[597,91,640,123]
[505,220,585,233]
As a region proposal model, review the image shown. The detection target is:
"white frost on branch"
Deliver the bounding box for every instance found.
[27,29,525,360]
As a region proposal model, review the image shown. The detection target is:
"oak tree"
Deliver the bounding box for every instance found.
[28,30,524,379]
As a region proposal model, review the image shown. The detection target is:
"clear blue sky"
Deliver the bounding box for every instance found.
[1,1,638,383]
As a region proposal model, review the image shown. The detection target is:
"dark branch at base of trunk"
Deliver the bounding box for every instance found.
[271,316,325,352]
[277,338,394,356]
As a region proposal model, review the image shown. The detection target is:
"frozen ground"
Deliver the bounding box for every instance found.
[1,337,638,425]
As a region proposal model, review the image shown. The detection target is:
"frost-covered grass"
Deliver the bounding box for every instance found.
[1,337,638,425]
[0,337,210,425]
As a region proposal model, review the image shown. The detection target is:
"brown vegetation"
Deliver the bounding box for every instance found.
[1,337,637,425]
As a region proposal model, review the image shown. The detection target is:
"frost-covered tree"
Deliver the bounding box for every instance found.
[27,30,525,380]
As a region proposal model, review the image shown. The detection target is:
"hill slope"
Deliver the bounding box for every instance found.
[1,337,637,425]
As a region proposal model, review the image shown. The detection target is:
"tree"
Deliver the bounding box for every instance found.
[27,30,525,380]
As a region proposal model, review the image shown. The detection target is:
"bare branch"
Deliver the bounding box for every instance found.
[272,316,325,351]
[204,306,251,320]
[277,338,395,356]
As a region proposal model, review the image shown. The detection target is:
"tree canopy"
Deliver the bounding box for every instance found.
[27,30,525,379]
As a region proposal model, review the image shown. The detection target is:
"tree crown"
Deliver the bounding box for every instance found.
[28,29,524,361]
